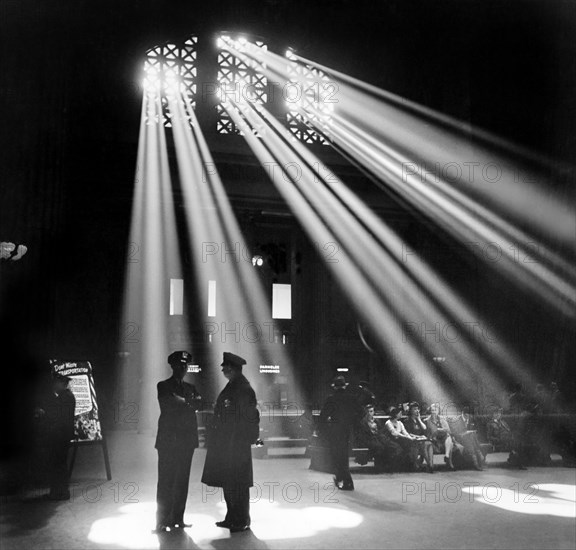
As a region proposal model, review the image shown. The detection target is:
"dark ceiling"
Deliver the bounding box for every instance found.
[0,0,574,408]
[1,0,575,239]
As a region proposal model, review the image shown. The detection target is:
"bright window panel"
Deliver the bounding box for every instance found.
[208,280,216,317]
[272,284,291,319]
[170,279,184,316]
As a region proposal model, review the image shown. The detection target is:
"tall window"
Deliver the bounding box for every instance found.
[143,37,198,127]
[216,36,269,135]
[285,52,333,145]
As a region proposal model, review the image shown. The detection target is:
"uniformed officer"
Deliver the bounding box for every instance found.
[201,352,260,533]
[154,351,201,533]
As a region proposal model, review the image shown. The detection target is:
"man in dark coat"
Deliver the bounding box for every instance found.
[319,376,362,491]
[154,351,201,532]
[202,352,260,533]
[38,373,76,500]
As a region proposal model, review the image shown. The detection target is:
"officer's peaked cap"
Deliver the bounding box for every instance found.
[168,350,192,365]
[221,352,246,368]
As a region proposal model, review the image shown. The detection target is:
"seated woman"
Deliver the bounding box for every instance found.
[449,407,485,471]
[404,402,435,473]
[425,403,456,470]
[356,405,403,472]
[384,407,420,471]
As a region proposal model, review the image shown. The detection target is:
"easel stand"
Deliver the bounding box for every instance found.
[68,438,112,481]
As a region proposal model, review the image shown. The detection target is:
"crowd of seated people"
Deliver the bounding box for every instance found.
[352,395,571,473]
[312,378,575,474]
[355,401,459,473]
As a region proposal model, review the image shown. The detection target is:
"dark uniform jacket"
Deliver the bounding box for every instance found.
[155,377,201,450]
[201,374,259,488]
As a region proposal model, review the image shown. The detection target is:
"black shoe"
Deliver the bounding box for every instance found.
[216,521,232,528]
[427,466,435,474]
[340,483,354,491]
[444,456,454,470]
[229,525,250,533]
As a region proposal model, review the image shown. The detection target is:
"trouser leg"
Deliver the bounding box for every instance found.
[331,439,353,487]
[171,447,194,525]
[224,485,250,526]
[156,449,176,527]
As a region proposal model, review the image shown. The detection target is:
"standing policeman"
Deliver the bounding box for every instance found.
[202,352,260,533]
[154,351,201,533]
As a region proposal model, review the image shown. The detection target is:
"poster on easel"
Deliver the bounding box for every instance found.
[49,360,103,443]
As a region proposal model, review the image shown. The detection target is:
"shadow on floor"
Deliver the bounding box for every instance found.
[157,529,202,550]
[210,529,268,550]
[0,495,60,537]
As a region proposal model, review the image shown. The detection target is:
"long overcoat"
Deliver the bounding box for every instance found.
[201,374,259,488]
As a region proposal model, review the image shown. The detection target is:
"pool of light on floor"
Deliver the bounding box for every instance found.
[87,500,363,548]
[461,483,576,518]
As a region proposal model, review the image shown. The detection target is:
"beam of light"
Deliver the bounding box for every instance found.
[216,41,574,403]
[295,56,576,317]
[164,87,305,409]
[87,500,363,548]
[231,44,576,319]
[234,98,537,396]
[322,111,576,316]
[222,97,454,404]
[461,483,576,518]
[119,89,189,431]
[236,97,537,402]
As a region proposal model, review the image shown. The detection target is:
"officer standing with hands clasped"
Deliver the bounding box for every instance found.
[202,352,260,533]
[154,351,201,533]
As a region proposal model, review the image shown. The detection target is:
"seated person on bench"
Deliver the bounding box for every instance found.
[487,406,515,451]
[356,404,404,472]
[449,406,485,471]
[404,402,435,473]
[425,403,457,470]
[487,406,527,469]
[384,407,420,472]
